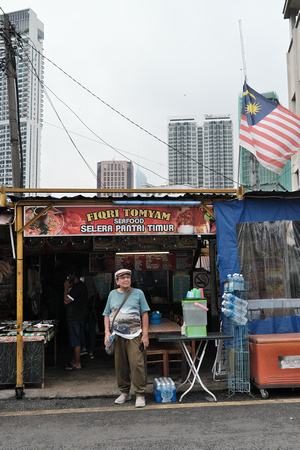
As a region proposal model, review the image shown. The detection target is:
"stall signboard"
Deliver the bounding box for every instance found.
[114,251,193,271]
[23,205,216,237]
[93,235,198,251]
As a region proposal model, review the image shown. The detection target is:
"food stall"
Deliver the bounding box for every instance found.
[0,186,239,397]
[0,320,58,387]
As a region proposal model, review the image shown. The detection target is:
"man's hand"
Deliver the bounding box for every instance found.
[64,278,72,290]
[140,334,149,350]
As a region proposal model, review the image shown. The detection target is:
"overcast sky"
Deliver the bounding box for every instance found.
[2,0,291,190]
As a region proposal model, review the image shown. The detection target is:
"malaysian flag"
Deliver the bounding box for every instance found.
[239,82,300,174]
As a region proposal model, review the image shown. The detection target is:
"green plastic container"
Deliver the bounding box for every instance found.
[185,325,207,337]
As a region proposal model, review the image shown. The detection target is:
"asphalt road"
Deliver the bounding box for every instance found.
[0,392,300,450]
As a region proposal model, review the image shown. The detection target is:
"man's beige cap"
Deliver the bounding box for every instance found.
[115,268,132,281]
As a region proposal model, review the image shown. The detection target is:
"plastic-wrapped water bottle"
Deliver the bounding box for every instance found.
[232,312,248,326]
[222,292,234,304]
[234,305,247,317]
[153,378,162,402]
[164,379,171,402]
[233,273,240,290]
[235,297,248,309]
[227,274,234,292]
[161,380,167,402]
[222,298,234,309]
[168,378,177,402]
[221,306,233,317]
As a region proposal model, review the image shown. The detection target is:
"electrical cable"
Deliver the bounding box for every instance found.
[43,84,170,183]
[22,38,169,185]
[43,121,167,168]
[44,88,104,186]
[17,38,105,188]
[28,44,238,186]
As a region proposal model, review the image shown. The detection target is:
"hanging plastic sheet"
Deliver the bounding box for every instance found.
[237,220,300,333]
[214,199,300,334]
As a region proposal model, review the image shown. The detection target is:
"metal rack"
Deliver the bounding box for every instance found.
[222,279,251,396]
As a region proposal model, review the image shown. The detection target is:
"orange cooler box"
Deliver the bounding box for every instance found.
[249,333,300,393]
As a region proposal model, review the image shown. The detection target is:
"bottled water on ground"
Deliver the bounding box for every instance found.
[153,377,176,403]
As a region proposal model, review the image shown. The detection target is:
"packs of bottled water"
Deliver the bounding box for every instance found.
[224,273,245,292]
[153,377,177,403]
[221,293,248,326]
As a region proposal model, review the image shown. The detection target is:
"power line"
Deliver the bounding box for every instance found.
[42,84,170,183]
[44,88,104,186]
[30,45,238,186]
[43,121,167,167]
[18,38,105,188]
[22,38,170,184]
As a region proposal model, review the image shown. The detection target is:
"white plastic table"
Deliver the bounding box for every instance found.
[156,332,233,402]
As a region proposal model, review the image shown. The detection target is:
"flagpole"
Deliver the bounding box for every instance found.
[237,145,241,188]
[239,20,247,83]
[238,20,247,196]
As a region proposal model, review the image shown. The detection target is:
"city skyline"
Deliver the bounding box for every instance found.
[0,1,290,190]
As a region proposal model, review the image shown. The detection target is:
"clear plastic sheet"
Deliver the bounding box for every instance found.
[236,221,300,331]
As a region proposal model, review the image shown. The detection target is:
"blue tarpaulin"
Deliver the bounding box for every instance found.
[213,198,300,334]
[214,198,300,284]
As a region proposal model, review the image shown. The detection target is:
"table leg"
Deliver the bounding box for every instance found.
[178,340,217,403]
[177,342,202,389]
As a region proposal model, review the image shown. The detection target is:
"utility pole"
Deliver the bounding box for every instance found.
[2,13,22,189]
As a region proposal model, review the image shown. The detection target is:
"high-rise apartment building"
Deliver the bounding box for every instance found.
[202,114,234,189]
[168,115,234,189]
[238,91,292,192]
[168,117,199,187]
[0,9,44,188]
[97,160,134,197]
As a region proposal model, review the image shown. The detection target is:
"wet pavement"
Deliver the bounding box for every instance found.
[0,340,229,401]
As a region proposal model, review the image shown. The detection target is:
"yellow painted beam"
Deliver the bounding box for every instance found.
[15,204,24,392]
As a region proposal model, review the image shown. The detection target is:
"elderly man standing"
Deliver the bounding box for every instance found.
[103,268,150,408]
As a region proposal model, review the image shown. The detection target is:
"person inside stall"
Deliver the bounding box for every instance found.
[103,268,150,408]
[80,273,100,359]
[63,268,88,371]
